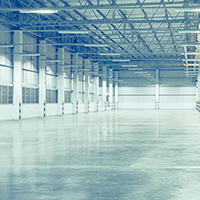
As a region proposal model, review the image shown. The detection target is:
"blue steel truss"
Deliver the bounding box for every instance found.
[0,0,199,76]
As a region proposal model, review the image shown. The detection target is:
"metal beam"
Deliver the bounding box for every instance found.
[0,2,187,12]
[0,19,188,26]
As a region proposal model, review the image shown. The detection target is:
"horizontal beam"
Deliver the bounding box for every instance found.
[181,43,200,47]
[0,42,183,47]
[92,58,183,61]
[0,28,184,33]
[0,18,187,26]
[0,2,186,12]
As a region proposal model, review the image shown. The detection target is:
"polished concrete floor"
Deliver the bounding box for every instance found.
[1,110,200,200]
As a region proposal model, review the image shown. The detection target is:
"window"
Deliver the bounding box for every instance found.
[0,85,13,104]
[46,89,58,103]
[64,91,71,103]
[22,87,39,104]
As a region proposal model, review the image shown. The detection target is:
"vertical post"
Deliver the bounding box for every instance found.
[197,73,200,112]
[13,31,23,120]
[43,100,46,117]
[109,69,113,110]
[18,94,22,119]
[93,62,99,112]
[115,71,119,110]
[155,69,160,110]
[39,40,46,117]
[72,54,79,114]
[196,81,198,103]
[102,66,107,111]
[197,73,200,100]
[58,48,65,115]
[84,59,90,113]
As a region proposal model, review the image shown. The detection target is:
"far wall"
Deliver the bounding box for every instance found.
[118,71,196,109]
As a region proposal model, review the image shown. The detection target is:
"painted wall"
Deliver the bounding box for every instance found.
[119,86,155,109]
[159,87,196,109]
[0,105,14,121]
[118,71,196,109]
[22,104,41,118]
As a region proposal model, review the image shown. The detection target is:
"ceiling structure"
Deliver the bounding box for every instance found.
[0,0,200,80]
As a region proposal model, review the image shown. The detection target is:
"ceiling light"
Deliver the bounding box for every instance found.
[122,64,137,67]
[100,53,121,56]
[112,59,130,62]
[84,44,108,47]
[128,68,142,70]
[184,64,199,66]
[178,30,200,34]
[182,52,200,55]
[19,9,58,14]
[0,45,14,48]
[45,60,61,63]
[176,7,200,12]
[134,71,148,74]
[58,30,89,34]
[21,53,40,56]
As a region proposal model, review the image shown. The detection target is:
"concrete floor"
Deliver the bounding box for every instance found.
[1,110,200,200]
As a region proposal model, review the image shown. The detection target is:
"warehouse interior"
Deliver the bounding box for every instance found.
[0,0,200,199]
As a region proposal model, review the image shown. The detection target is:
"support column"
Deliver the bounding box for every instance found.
[114,71,119,110]
[197,73,200,112]
[109,69,113,109]
[13,31,23,120]
[84,59,90,113]
[39,40,46,117]
[102,66,107,111]
[93,62,99,111]
[155,69,160,110]
[197,73,200,100]
[72,54,79,114]
[196,81,198,102]
[58,48,65,115]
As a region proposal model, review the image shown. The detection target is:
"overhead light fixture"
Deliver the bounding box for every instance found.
[184,63,199,66]
[178,30,200,34]
[122,64,137,67]
[0,44,14,48]
[112,59,130,62]
[84,44,108,47]
[19,9,58,14]
[182,52,200,55]
[21,53,40,56]
[128,68,142,70]
[100,53,121,56]
[58,30,89,34]
[176,7,200,12]
[45,60,61,63]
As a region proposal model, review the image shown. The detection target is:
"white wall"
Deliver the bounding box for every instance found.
[119,86,155,109]
[0,105,14,121]
[159,87,196,109]
[22,104,41,118]
[64,104,73,114]
[0,26,14,120]
[46,104,60,116]
[118,70,196,110]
